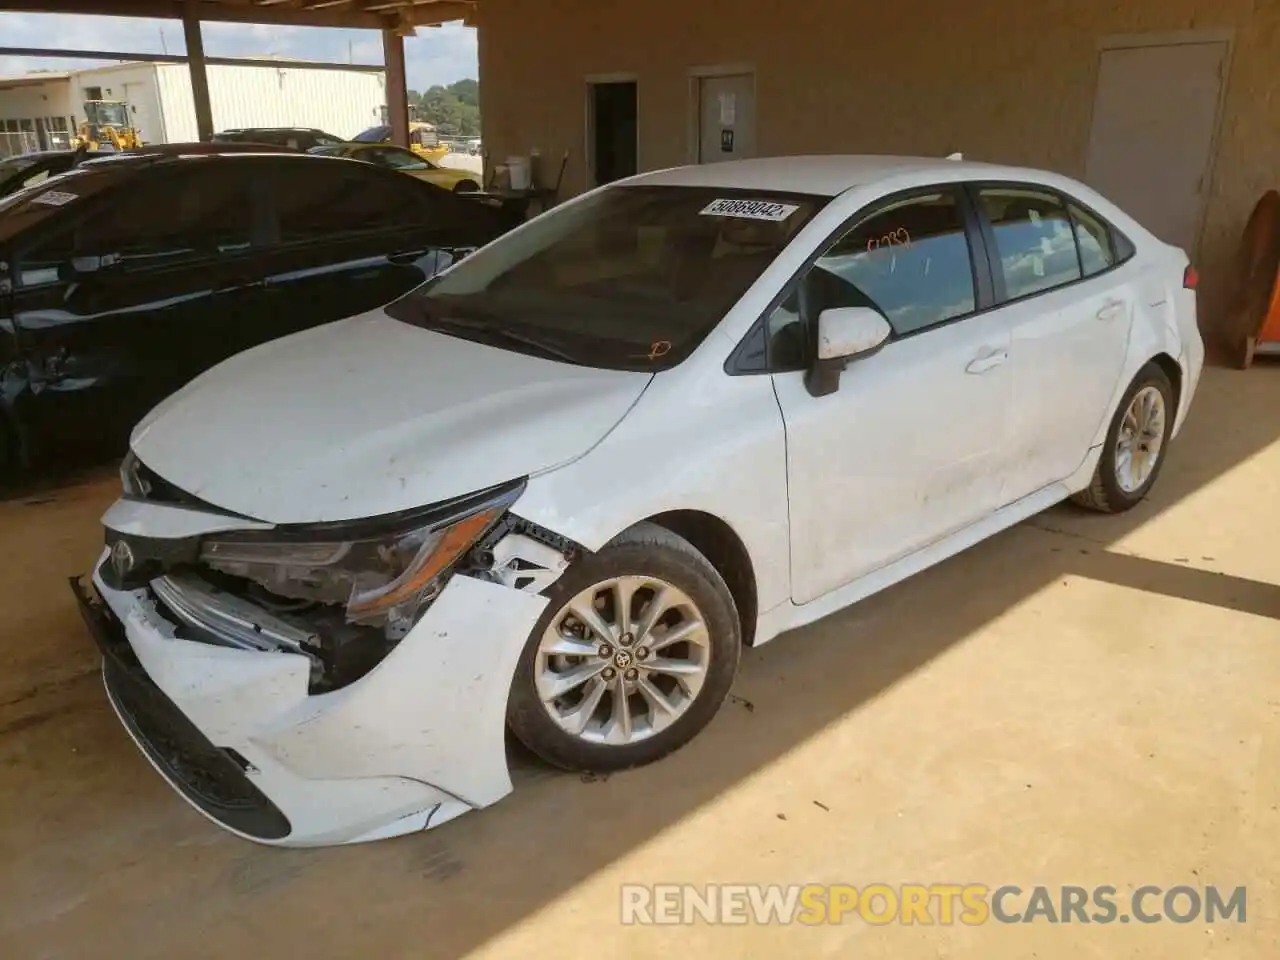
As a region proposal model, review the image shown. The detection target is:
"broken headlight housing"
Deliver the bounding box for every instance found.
[197,481,522,638]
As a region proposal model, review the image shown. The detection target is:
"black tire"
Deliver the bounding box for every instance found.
[453,179,479,193]
[1071,362,1175,513]
[507,521,741,772]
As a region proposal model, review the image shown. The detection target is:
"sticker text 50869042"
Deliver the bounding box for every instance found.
[700,198,800,222]
[31,190,78,207]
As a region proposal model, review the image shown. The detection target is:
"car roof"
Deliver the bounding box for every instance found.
[0,148,112,162]
[79,142,300,167]
[219,127,326,133]
[626,155,1057,196]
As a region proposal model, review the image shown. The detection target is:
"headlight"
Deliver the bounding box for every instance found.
[120,451,149,498]
[198,482,520,636]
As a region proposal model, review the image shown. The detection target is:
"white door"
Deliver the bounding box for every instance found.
[771,189,1012,604]
[971,186,1134,503]
[1084,40,1226,254]
[697,74,755,164]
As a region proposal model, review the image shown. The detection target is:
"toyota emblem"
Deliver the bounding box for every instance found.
[110,539,135,578]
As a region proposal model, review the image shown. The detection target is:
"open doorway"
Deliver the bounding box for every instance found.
[587,78,637,187]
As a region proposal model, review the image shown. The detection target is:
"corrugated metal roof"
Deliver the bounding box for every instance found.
[0,0,474,30]
[0,71,73,89]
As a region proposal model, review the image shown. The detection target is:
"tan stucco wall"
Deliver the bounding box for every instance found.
[477,0,1280,331]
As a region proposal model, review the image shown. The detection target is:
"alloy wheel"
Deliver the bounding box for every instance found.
[534,575,711,745]
[1114,385,1166,493]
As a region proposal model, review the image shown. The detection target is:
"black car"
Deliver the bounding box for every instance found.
[0,147,510,475]
[0,149,115,201]
[212,127,345,151]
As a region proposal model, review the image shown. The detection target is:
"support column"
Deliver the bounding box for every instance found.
[382,27,409,148]
[183,0,214,141]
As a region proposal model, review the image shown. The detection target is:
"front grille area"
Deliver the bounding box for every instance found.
[70,577,292,841]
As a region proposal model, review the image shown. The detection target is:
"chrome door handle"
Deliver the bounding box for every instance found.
[1097,300,1127,322]
[966,349,1008,375]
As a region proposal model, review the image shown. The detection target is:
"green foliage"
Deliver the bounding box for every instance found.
[408,79,481,138]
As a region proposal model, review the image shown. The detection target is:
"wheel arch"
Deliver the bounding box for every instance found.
[1148,351,1183,416]
[1090,335,1186,451]
[642,509,759,648]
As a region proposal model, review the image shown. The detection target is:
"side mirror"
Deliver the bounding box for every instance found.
[804,306,892,398]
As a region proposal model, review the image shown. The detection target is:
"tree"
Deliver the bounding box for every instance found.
[448,78,479,108]
[415,78,481,137]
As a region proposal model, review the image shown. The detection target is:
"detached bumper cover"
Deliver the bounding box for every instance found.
[75,552,547,847]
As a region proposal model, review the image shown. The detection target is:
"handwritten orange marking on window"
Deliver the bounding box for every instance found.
[866,227,912,255]
[647,340,672,361]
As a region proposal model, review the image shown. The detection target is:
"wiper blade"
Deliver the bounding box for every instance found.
[393,295,580,365]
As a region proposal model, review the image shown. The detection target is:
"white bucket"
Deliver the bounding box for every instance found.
[507,155,532,191]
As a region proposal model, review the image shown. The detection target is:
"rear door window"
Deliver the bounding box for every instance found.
[974,187,1082,300]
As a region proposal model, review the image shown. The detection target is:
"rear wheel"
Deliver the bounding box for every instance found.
[507,522,741,771]
[453,179,479,193]
[1071,362,1175,513]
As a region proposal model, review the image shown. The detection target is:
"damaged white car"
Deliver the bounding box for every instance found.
[73,156,1203,846]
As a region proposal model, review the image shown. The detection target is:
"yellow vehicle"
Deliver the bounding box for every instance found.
[351,122,452,164]
[310,142,481,193]
[70,100,141,151]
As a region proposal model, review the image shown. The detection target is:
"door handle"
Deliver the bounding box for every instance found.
[965,349,1008,375]
[1097,300,1127,322]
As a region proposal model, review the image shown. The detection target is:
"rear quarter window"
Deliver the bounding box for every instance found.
[1063,195,1138,276]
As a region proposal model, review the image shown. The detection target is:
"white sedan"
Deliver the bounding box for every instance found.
[74,155,1203,846]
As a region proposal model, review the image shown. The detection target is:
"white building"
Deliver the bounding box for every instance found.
[0,60,387,155]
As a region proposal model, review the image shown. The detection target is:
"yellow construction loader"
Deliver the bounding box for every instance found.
[70,101,142,152]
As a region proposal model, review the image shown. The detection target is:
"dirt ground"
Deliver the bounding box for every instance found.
[2,365,1278,959]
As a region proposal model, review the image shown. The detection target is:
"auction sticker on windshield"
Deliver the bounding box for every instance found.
[700,198,799,222]
[31,190,77,206]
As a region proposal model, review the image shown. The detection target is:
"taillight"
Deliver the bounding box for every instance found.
[1183,265,1200,290]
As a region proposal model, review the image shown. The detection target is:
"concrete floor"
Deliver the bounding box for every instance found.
[2,366,1278,958]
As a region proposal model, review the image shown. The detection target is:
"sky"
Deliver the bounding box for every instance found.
[0,12,477,93]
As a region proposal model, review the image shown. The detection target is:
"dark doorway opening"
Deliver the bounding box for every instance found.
[589,81,637,187]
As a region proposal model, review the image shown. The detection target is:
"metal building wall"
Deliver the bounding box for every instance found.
[155,63,386,142]
[0,77,76,155]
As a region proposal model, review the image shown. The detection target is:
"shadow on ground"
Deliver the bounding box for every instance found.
[2,365,1279,958]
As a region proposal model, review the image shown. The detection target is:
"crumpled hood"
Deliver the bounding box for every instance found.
[131,309,653,524]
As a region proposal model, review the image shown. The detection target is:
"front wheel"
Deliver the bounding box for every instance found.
[1071,362,1175,513]
[453,179,479,193]
[507,522,741,772]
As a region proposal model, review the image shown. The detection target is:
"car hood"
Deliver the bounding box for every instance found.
[130,309,653,524]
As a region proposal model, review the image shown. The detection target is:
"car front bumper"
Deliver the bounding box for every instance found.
[74,549,547,847]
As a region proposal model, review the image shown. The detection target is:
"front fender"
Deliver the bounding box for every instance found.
[514,368,792,617]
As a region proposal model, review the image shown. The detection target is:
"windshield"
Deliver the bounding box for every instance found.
[87,102,129,126]
[0,156,39,179]
[388,185,824,371]
[352,125,390,143]
[374,148,432,171]
[0,165,119,244]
